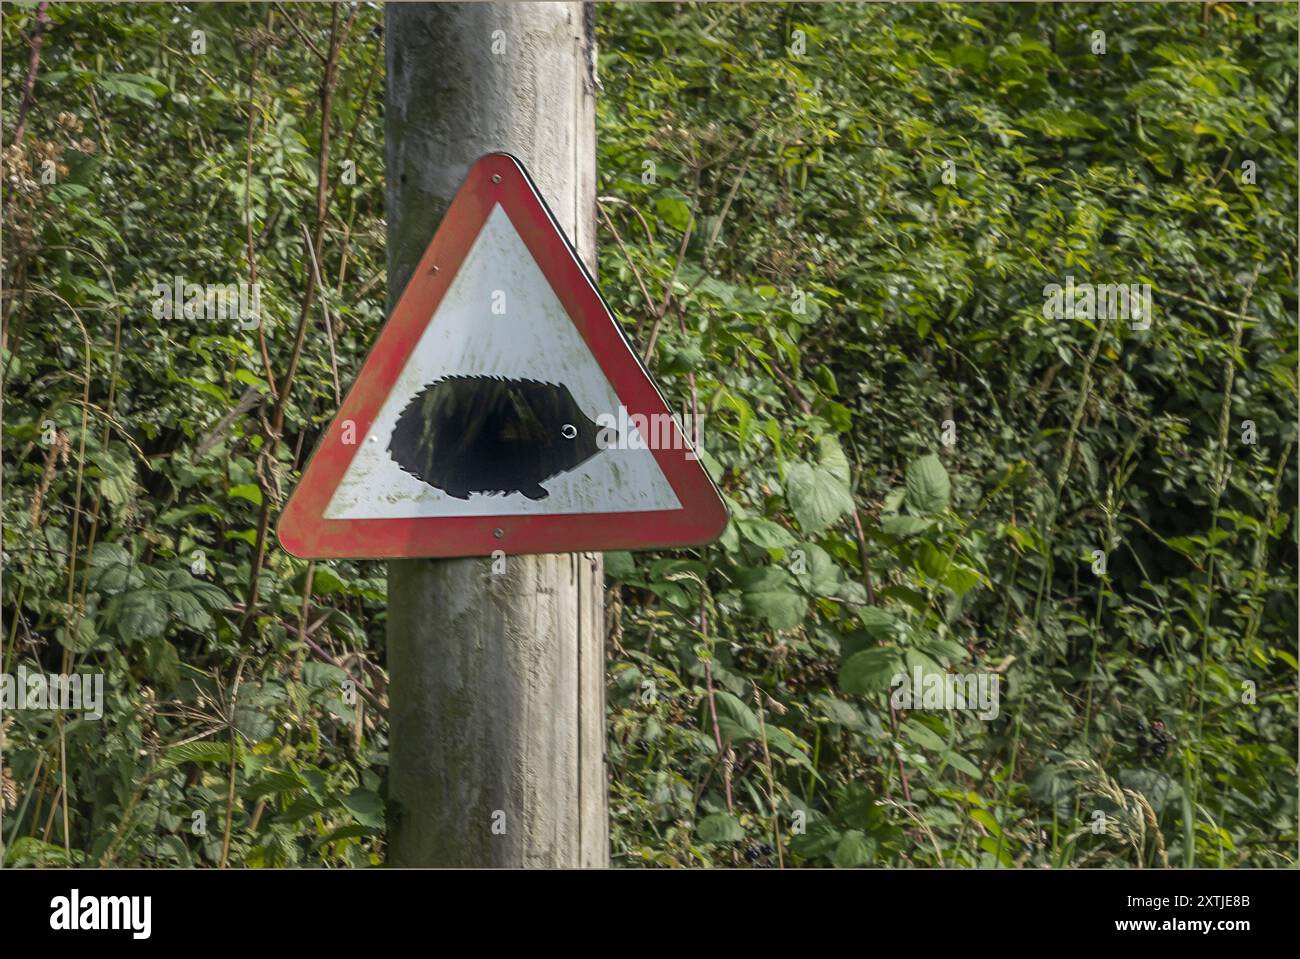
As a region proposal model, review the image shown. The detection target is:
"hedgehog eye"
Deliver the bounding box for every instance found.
[561,424,577,439]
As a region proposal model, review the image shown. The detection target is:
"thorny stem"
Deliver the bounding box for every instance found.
[11,2,51,146]
[240,6,357,640]
[1187,262,1263,864]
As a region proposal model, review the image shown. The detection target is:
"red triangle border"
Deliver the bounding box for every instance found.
[277,152,728,559]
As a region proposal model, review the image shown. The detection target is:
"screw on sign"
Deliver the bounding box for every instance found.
[277,152,728,559]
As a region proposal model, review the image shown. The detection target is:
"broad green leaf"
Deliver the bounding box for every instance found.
[858,606,900,638]
[944,564,982,596]
[57,614,98,653]
[711,690,761,744]
[917,542,951,578]
[114,590,169,640]
[697,813,745,843]
[655,193,692,232]
[88,543,143,594]
[229,483,262,506]
[793,543,845,597]
[814,695,866,731]
[944,750,983,780]
[839,647,904,696]
[881,514,933,537]
[161,741,232,768]
[832,829,876,867]
[341,788,384,828]
[310,567,347,595]
[736,517,796,549]
[737,566,808,630]
[765,726,814,769]
[902,720,947,751]
[97,446,136,511]
[786,437,855,534]
[604,550,636,580]
[905,453,951,514]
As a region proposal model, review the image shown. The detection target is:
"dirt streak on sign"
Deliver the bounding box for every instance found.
[278,152,727,559]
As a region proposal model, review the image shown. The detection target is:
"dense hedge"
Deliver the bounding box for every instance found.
[2,2,1295,867]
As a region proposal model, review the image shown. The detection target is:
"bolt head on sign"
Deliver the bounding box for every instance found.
[277,152,728,559]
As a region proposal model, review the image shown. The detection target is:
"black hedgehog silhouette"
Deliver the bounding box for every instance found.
[386,374,608,500]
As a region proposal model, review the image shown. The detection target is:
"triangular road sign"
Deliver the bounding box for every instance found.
[278,152,728,559]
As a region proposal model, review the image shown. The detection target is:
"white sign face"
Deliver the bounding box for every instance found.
[279,152,728,559]
[323,205,681,520]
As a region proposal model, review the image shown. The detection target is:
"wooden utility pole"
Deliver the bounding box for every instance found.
[384,2,607,867]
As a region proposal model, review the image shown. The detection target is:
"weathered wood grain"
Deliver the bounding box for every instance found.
[385,1,607,868]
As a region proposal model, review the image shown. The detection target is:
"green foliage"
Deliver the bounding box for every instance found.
[598,1,1297,867]
[3,2,387,867]
[2,1,1295,869]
